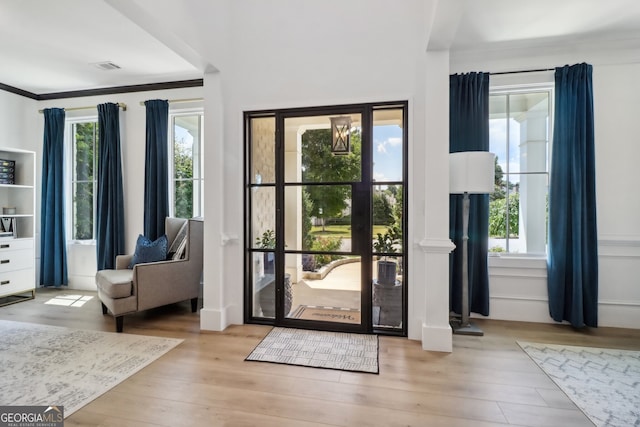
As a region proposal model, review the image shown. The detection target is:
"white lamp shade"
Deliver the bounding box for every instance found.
[449,151,495,194]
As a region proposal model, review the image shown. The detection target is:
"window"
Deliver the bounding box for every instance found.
[67,119,99,241]
[489,89,551,254]
[170,111,204,218]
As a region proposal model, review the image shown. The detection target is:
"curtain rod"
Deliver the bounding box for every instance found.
[138,97,204,106]
[490,68,555,76]
[38,102,127,114]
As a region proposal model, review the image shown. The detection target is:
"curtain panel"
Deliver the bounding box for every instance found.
[547,63,598,328]
[96,102,125,270]
[143,99,169,240]
[40,108,68,287]
[449,72,491,316]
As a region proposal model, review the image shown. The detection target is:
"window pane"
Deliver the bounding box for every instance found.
[489,89,550,254]
[516,173,548,254]
[295,114,362,184]
[509,92,549,173]
[174,179,193,218]
[251,116,275,184]
[373,108,403,182]
[174,116,197,178]
[372,255,402,328]
[172,114,203,217]
[252,187,276,249]
[489,94,508,176]
[372,184,403,253]
[72,182,93,240]
[284,184,352,251]
[73,122,96,181]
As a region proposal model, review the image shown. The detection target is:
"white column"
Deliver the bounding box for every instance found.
[517,110,547,254]
[284,127,303,283]
[200,71,229,331]
[415,49,454,352]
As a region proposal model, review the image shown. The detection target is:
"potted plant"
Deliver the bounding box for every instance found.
[373,226,400,285]
[254,229,293,317]
[256,229,276,274]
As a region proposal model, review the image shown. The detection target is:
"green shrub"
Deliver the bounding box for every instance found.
[311,237,343,267]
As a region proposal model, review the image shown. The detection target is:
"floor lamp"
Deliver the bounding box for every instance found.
[449,151,495,336]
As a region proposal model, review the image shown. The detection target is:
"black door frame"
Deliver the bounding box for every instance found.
[244,101,408,336]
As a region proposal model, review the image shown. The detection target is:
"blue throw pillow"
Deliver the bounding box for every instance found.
[128,234,168,268]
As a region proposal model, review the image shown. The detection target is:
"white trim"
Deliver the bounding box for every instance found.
[200,306,230,331]
[417,238,455,254]
[599,299,640,307]
[421,323,452,352]
[491,295,547,302]
[65,117,99,243]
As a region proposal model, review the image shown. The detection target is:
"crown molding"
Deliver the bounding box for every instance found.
[0,79,204,101]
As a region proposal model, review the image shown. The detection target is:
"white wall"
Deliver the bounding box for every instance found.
[32,87,204,289]
[452,41,640,329]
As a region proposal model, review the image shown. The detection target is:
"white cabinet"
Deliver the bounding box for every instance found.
[0,148,35,304]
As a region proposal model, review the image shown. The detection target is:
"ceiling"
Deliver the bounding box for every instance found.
[1,0,640,96]
[0,0,204,96]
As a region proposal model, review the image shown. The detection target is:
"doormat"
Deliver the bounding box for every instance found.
[290,305,361,324]
[518,341,640,427]
[246,327,378,374]
[0,319,183,418]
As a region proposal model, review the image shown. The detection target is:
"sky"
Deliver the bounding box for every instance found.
[372,124,403,182]
[490,117,523,184]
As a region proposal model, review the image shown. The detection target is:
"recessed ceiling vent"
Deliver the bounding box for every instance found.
[92,61,121,71]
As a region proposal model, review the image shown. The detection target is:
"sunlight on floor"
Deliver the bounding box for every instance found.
[45,294,93,307]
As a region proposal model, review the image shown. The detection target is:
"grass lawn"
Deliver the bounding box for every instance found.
[311,224,389,238]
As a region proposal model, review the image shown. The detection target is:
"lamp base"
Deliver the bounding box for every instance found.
[450,318,484,336]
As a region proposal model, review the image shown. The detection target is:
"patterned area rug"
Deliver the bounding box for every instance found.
[246,327,378,374]
[289,305,361,324]
[0,319,183,417]
[519,341,640,427]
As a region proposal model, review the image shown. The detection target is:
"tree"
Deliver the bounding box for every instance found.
[489,191,519,237]
[491,156,505,201]
[373,191,394,225]
[174,137,194,218]
[301,128,361,230]
[73,122,98,240]
[301,188,314,250]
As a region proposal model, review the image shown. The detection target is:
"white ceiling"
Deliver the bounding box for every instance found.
[0,0,203,95]
[1,0,640,96]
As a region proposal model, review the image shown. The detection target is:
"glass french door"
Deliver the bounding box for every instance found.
[245,102,407,335]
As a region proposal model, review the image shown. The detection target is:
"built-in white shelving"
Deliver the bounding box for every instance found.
[0,147,35,305]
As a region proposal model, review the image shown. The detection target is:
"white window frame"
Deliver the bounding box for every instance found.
[169,108,204,218]
[488,78,554,257]
[65,115,99,243]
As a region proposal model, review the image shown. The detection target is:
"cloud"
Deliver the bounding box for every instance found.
[373,172,387,181]
[376,137,402,154]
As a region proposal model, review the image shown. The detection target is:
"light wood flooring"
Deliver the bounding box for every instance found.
[1,288,639,426]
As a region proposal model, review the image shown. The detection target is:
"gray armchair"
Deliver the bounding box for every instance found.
[96,217,203,332]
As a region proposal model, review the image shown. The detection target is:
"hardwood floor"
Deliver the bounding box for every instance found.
[2,288,639,426]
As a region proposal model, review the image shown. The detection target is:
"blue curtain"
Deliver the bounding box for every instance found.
[40,108,68,287]
[144,99,169,240]
[449,72,491,316]
[96,103,125,270]
[548,63,598,328]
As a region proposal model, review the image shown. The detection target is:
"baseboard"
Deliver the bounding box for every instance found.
[421,323,452,352]
[200,306,230,331]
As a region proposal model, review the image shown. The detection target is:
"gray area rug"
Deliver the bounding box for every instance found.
[0,319,183,417]
[519,341,640,427]
[246,327,379,374]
